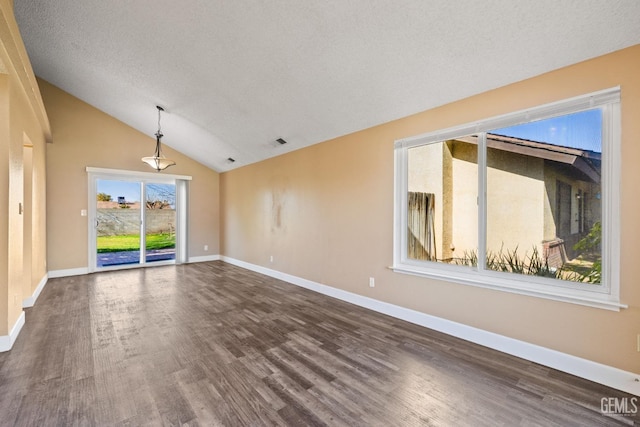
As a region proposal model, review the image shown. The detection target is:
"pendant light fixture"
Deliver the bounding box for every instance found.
[142,105,176,171]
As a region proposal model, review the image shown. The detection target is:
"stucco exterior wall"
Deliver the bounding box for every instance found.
[407,140,547,261]
[408,143,444,258]
[449,140,477,259]
[486,148,545,255]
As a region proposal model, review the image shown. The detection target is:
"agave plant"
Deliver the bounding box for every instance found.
[452,245,598,283]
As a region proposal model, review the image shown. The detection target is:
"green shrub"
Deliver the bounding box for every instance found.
[97,192,112,201]
[572,222,602,284]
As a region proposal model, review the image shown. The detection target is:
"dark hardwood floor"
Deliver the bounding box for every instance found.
[0,261,637,426]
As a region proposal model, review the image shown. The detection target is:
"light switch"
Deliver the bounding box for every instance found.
[81,209,87,217]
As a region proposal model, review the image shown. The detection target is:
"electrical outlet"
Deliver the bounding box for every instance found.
[637,334,640,352]
[369,277,375,288]
[204,245,208,251]
[270,255,274,263]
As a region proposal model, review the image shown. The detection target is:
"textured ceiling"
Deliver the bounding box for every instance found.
[14,0,640,172]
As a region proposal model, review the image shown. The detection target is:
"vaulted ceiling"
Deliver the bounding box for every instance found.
[14,1,640,172]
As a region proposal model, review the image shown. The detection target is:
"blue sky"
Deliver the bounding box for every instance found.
[492,108,602,152]
[97,180,175,206]
[97,180,140,203]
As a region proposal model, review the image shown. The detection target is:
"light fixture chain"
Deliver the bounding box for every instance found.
[142,105,175,171]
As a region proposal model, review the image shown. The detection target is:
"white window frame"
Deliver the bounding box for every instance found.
[393,88,624,311]
[87,167,191,272]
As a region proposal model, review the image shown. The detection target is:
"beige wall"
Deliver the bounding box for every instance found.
[39,80,220,272]
[221,45,640,373]
[0,73,9,335]
[7,76,25,332]
[0,0,50,337]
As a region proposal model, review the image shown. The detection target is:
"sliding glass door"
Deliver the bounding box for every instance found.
[88,168,189,272]
[144,183,176,263]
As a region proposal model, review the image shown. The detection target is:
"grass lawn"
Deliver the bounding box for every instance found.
[97,233,175,253]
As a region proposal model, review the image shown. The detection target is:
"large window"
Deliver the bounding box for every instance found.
[394,88,623,310]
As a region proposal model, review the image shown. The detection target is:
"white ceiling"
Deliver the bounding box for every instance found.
[14,0,640,172]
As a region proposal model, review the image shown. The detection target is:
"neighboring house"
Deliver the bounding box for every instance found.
[408,134,601,269]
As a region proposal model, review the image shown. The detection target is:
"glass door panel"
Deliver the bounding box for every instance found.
[96,179,142,267]
[145,183,176,263]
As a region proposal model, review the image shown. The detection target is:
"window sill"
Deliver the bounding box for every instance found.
[390,264,626,311]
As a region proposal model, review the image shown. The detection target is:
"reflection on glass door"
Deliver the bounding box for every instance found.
[144,183,176,263]
[96,179,142,267]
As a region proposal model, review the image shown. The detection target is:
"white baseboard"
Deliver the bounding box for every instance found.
[0,311,25,352]
[189,254,221,263]
[220,256,640,397]
[22,273,48,308]
[48,267,90,278]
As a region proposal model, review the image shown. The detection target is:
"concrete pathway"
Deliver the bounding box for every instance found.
[98,248,175,267]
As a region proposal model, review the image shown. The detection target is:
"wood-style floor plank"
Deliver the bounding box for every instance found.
[0,261,637,426]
